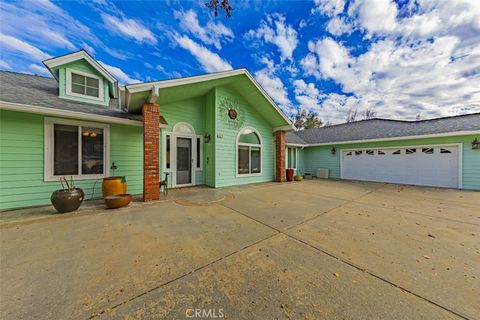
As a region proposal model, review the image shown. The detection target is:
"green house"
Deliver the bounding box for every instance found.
[0,50,293,211]
[0,50,479,211]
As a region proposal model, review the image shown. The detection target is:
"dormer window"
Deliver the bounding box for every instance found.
[66,68,104,101]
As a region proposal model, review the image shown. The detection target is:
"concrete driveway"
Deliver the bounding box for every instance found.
[1,180,479,320]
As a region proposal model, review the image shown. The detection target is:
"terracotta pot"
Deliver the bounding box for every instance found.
[51,188,85,213]
[104,194,133,209]
[102,176,127,197]
[286,169,294,182]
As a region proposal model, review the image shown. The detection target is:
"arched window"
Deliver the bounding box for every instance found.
[173,122,195,135]
[237,127,262,176]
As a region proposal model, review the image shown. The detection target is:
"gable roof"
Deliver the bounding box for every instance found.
[0,71,142,124]
[43,50,117,85]
[125,68,293,130]
[286,113,480,145]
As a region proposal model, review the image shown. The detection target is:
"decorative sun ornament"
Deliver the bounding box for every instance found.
[219,97,245,128]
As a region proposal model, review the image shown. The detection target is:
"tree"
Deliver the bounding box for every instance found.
[363,108,376,120]
[294,108,323,129]
[205,0,232,17]
[346,108,358,123]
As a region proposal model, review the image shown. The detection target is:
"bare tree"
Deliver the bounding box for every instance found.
[205,0,232,17]
[346,108,358,123]
[363,108,376,120]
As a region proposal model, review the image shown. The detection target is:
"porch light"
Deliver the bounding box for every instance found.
[331,147,336,155]
[204,133,211,143]
[472,138,480,150]
[82,131,90,137]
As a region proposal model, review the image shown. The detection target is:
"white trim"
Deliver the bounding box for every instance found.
[173,121,196,135]
[66,68,104,102]
[125,68,294,128]
[339,143,463,188]
[43,50,117,85]
[274,125,294,132]
[302,131,480,147]
[44,117,110,182]
[235,127,263,178]
[0,101,143,126]
[286,143,305,147]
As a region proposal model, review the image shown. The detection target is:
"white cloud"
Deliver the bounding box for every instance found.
[101,13,157,44]
[293,79,324,110]
[313,0,345,16]
[28,64,50,76]
[0,33,51,61]
[254,58,291,110]
[0,0,100,51]
[246,13,298,61]
[174,35,233,73]
[354,0,399,35]
[326,16,353,36]
[0,60,12,70]
[99,61,142,84]
[174,10,234,49]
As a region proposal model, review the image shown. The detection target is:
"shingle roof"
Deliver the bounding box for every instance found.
[0,71,142,121]
[286,113,480,145]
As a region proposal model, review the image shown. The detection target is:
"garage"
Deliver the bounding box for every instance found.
[341,145,461,188]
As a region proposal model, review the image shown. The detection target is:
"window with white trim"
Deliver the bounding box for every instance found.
[66,68,104,101]
[286,147,298,169]
[237,128,262,175]
[45,119,109,181]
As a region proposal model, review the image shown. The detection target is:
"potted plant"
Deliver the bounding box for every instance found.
[51,177,85,213]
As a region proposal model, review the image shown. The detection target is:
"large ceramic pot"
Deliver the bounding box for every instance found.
[51,188,85,213]
[102,176,127,197]
[104,194,133,209]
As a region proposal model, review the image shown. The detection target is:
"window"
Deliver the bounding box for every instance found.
[66,69,103,101]
[355,151,363,155]
[377,150,386,155]
[406,148,416,154]
[392,150,401,154]
[286,147,297,169]
[440,148,452,154]
[237,128,262,176]
[165,134,171,170]
[45,118,109,181]
[422,148,434,154]
[366,150,374,155]
[345,151,352,156]
[196,137,201,169]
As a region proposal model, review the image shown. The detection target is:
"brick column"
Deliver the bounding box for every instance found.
[275,130,286,182]
[143,103,160,201]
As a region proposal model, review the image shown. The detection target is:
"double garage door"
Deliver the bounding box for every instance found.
[341,145,460,188]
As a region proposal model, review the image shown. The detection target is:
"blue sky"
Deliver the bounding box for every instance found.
[1,0,479,123]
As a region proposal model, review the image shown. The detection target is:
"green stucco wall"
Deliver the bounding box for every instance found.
[213,87,275,187]
[0,110,143,211]
[303,135,480,190]
[55,59,110,106]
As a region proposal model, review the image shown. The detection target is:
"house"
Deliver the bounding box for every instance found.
[0,50,478,211]
[0,50,293,211]
[286,115,480,190]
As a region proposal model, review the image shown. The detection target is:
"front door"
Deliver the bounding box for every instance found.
[176,137,192,186]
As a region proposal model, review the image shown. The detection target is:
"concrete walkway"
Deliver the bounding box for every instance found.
[0,180,478,319]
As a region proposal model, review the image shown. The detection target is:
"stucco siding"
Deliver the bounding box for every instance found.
[0,110,143,211]
[303,135,480,190]
[214,87,275,187]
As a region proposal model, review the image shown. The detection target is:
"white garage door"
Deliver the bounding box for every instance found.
[341,145,460,188]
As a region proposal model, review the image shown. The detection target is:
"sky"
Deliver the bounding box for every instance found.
[1,0,480,124]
